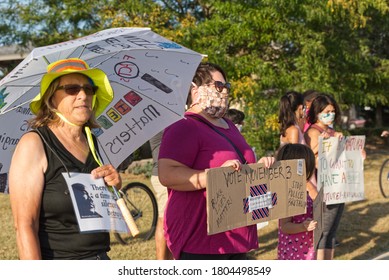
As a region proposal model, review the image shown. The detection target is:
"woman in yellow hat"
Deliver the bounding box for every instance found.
[9,58,121,260]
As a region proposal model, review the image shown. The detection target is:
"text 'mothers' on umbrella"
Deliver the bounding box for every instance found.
[0,27,205,193]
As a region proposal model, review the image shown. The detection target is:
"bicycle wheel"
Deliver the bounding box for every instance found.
[114,182,158,245]
[379,158,389,198]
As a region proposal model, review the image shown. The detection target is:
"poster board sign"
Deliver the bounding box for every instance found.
[63,172,128,233]
[318,135,365,205]
[206,159,307,235]
[313,187,324,250]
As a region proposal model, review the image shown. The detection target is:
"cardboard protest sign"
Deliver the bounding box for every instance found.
[313,187,324,250]
[63,172,128,233]
[206,159,307,235]
[318,135,365,205]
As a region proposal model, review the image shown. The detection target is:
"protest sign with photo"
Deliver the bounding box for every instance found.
[63,172,128,233]
[206,159,307,235]
[318,135,365,204]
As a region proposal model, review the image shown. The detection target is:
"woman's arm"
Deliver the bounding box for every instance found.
[285,125,299,144]
[304,128,321,156]
[279,217,317,234]
[158,154,274,192]
[9,132,46,260]
[158,158,206,191]
[304,128,322,168]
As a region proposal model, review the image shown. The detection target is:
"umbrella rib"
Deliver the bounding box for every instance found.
[86,52,122,68]
[2,73,46,86]
[42,44,88,64]
[0,99,33,115]
[75,45,87,59]
[41,45,90,64]
[3,84,41,88]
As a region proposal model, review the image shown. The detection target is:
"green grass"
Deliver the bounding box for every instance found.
[0,192,17,259]
[1,147,389,260]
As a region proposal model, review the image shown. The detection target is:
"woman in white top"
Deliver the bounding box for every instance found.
[278,91,317,199]
[279,91,306,145]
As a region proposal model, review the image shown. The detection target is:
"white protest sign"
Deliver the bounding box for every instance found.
[63,172,128,233]
[318,135,365,204]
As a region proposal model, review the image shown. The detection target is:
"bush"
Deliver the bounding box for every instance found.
[128,160,153,178]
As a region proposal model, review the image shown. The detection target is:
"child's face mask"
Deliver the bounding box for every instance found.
[319,112,335,125]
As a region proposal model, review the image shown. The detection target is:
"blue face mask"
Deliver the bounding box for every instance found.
[319,112,335,125]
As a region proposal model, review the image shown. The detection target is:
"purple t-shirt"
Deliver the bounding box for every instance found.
[159,112,257,259]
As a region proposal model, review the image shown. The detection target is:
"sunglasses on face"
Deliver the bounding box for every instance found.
[56,84,98,96]
[206,81,231,93]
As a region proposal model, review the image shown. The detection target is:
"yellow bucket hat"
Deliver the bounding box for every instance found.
[30,58,113,116]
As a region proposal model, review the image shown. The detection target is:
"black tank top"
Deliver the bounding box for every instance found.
[35,126,110,260]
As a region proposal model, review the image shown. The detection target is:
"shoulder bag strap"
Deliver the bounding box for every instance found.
[187,115,247,164]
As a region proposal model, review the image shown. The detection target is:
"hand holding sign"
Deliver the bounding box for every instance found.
[318,135,366,204]
[206,159,307,235]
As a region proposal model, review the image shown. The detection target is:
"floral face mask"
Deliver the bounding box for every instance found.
[192,83,229,118]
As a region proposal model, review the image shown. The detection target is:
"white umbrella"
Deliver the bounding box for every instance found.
[0,27,204,193]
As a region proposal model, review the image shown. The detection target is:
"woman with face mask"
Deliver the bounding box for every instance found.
[304,93,344,260]
[158,62,274,260]
[305,94,343,157]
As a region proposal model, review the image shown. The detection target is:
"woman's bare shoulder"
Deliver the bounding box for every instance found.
[305,126,321,136]
[15,131,45,156]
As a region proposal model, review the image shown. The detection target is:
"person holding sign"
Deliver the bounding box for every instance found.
[278,91,318,200]
[9,58,121,260]
[304,93,344,158]
[276,143,318,260]
[158,62,274,260]
[304,93,344,260]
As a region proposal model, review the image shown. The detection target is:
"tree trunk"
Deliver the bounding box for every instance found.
[376,103,383,127]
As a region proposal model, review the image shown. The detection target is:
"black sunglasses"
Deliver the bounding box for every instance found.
[56,84,98,96]
[211,81,231,93]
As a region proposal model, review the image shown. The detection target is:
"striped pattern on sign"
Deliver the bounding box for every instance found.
[243,184,278,220]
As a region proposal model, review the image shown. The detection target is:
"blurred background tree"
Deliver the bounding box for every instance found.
[0,0,388,156]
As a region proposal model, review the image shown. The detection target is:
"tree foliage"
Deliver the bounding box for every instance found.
[0,0,388,154]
